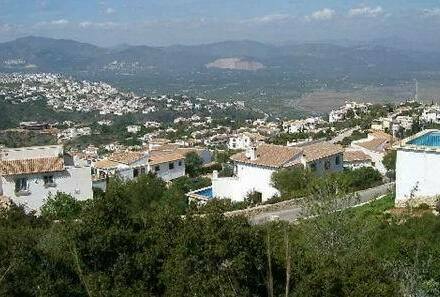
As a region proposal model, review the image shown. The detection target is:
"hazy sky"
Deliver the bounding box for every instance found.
[1,0,440,46]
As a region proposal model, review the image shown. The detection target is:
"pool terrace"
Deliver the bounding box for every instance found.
[186,186,214,202]
[397,129,440,152]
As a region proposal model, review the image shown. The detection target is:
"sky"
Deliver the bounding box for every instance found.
[1,0,440,47]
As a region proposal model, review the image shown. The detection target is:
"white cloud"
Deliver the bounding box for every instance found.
[241,14,291,24]
[50,19,69,25]
[306,8,336,21]
[348,6,384,18]
[33,19,69,28]
[105,7,116,14]
[422,8,440,17]
[79,21,119,29]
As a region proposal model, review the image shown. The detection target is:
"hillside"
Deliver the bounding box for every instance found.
[2,36,440,115]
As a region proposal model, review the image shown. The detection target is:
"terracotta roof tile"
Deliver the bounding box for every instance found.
[231,144,302,168]
[108,151,146,165]
[94,159,121,170]
[343,150,372,162]
[302,142,344,162]
[149,151,184,165]
[0,157,64,176]
[357,138,390,152]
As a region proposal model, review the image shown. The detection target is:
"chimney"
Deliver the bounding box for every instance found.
[245,146,257,161]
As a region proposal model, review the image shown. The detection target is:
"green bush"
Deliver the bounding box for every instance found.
[40,192,83,221]
[418,203,431,210]
[341,167,383,191]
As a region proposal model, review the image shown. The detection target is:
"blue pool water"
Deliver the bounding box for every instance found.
[409,132,440,147]
[194,187,213,199]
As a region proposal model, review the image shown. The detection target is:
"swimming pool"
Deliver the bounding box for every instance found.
[408,132,440,147]
[194,187,213,199]
[187,186,213,200]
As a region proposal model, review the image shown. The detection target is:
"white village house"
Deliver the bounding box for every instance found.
[93,150,185,190]
[210,142,343,202]
[351,130,394,175]
[343,150,373,170]
[0,145,93,211]
[228,132,266,150]
[395,129,440,207]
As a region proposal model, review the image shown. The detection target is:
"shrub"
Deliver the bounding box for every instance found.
[418,203,431,210]
[40,192,83,221]
[435,200,440,212]
[245,191,262,206]
[342,167,382,191]
[271,168,313,199]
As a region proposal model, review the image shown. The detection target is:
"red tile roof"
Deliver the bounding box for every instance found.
[108,151,146,165]
[301,142,344,162]
[149,151,184,165]
[0,157,65,176]
[231,144,302,168]
[343,150,372,162]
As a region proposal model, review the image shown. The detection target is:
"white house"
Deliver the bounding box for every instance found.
[283,117,324,134]
[343,150,373,170]
[395,129,440,207]
[126,125,141,134]
[351,130,394,175]
[421,105,440,124]
[93,150,185,190]
[0,145,93,211]
[329,101,369,123]
[228,132,266,150]
[212,142,343,202]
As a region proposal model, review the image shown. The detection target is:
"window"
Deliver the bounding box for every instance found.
[324,160,331,170]
[310,163,317,172]
[178,161,182,166]
[140,167,146,175]
[335,155,341,165]
[169,162,175,170]
[15,178,29,193]
[155,165,160,172]
[44,175,56,187]
[133,168,139,178]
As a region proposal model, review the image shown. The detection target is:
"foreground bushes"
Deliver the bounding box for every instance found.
[272,167,383,201]
[0,174,439,296]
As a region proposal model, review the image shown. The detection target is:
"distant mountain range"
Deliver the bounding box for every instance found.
[1,36,440,106]
[1,36,439,75]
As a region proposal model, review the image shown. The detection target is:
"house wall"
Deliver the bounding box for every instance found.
[228,135,251,150]
[305,153,344,176]
[1,166,92,212]
[396,149,440,206]
[351,143,387,175]
[343,160,372,170]
[212,163,279,202]
[149,159,185,182]
[212,176,244,202]
[198,150,213,165]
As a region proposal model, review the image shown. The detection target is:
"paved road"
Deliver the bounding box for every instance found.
[250,183,394,225]
[330,126,360,144]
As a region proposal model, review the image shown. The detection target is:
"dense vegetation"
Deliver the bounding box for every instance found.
[1,172,439,296]
[0,130,57,148]
[271,167,383,200]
